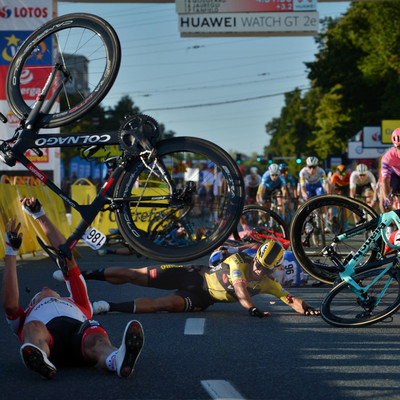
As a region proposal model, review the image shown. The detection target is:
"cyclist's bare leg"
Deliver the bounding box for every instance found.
[102,267,149,286]
[134,295,186,313]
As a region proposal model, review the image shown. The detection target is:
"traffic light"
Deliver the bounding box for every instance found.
[267,152,274,164]
[296,152,302,164]
[236,153,242,164]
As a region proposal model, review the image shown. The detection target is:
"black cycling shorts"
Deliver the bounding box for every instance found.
[147,264,214,311]
[46,317,106,367]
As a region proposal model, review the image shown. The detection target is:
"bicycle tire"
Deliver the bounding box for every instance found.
[290,195,382,284]
[232,204,289,242]
[6,13,121,128]
[321,267,400,327]
[114,136,244,262]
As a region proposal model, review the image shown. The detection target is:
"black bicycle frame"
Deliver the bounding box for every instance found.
[5,127,179,259]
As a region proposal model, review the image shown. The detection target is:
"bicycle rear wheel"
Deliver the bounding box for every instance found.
[321,267,400,327]
[6,13,120,128]
[114,137,244,262]
[290,195,382,284]
[232,205,289,247]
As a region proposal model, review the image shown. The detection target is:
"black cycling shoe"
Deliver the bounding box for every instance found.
[20,343,57,379]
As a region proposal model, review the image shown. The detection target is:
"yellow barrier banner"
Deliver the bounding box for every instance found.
[0,177,70,259]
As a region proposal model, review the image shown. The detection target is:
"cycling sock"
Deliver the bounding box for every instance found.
[109,301,136,313]
[81,268,106,281]
[105,350,118,371]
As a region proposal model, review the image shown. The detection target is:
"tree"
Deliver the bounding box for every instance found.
[265,2,400,163]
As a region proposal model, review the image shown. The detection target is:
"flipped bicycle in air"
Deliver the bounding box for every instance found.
[0,13,244,264]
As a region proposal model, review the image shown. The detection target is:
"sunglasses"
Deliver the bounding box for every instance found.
[394,144,400,149]
[359,174,366,177]
[270,174,278,177]
[308,166,316,169]
[339,172,346,176]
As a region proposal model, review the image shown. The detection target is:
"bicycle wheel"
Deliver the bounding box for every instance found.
[321,267,400,327]
[290,195,382,284]
[232,204,289,245]
[114,137,244,262]
[6,13,120,128]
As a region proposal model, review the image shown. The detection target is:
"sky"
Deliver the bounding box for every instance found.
[58,1,350,157]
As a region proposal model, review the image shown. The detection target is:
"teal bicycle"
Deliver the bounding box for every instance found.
[320,210,400,327]
[290,195,400,327]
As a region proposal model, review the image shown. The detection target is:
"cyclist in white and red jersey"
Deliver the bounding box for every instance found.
[2,198,144,380]
[350,163,377,208]
[379,128,400,212]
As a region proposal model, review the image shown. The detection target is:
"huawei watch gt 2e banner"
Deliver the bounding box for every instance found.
[0,0,59,179]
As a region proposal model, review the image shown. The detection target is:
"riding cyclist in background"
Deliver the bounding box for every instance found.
[327,165,350,196]
[349,163,378,209]
[298,156,328,202]
[257,163,288,221]
[244,166,262,204]
[279,163,298,222]
[380,128,400,213]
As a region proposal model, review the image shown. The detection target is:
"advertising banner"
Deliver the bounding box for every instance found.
[381,120,400,145]
[179,11,319,35]
[176,0,317,13]
[347,141,387,160]
[362,126,390,149]
[0,0,59,183]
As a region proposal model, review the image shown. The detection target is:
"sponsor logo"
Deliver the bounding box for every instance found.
[231,270,242,278]
[149,268,157,279]
[0,7,48,19]
[35,134,111,147]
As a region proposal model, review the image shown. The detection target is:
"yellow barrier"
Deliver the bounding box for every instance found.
[0,177,71,259]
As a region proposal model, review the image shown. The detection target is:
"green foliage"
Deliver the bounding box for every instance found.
[265,1,400,162]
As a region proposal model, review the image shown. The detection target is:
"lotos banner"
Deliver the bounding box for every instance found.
[0,0,60,183]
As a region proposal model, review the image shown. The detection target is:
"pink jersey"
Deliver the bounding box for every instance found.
[380,147,400,181]
[5,266,92,342]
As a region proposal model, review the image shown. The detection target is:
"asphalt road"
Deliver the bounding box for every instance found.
[2,246,400,400]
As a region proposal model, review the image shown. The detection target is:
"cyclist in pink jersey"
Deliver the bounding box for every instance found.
[379,128,400,212]
[2,198,144,380]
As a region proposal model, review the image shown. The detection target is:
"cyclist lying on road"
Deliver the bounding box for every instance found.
[55,239,320,318]
[1,198,144,380]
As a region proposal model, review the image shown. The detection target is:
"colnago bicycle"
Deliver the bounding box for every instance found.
[0,13,244,263]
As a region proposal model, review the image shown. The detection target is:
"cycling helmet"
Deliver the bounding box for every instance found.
[392,128,400,146]
[336,165,346,173]
[255,240,284,271]
[306,156,318,167]
[356,163,368,174]
[268,163,279,174]
[278,163,288,171]
[250,167,258,174]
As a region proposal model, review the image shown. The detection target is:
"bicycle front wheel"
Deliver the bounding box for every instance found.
[6,13,120,128]
[232,205,289,245]
[115,137,244,262]
[321,268,400,327]
[290,195,382,284]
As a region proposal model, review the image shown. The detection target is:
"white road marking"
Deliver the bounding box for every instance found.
[201,380,246,400]
[184,317,205,335]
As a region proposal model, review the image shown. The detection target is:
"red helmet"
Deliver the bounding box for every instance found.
[392,128,400,146]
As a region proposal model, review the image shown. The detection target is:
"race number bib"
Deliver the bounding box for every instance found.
[81,227,106,250]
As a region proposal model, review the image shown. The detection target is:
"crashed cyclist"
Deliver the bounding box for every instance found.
[54,240,320,318]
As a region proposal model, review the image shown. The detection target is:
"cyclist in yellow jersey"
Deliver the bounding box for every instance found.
[56,241,320,318]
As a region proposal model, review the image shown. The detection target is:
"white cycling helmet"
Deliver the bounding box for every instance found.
[268,163,279,174]
[306,156,319,167]
[250,167,258,174]
[356,163,368,174]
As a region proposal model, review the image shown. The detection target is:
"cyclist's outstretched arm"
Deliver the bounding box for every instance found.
[20,197,76,265]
